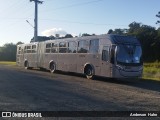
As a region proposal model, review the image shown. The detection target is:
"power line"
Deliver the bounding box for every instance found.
[41,0,104,13]
[0,17,128,27]
[39,18,128,27]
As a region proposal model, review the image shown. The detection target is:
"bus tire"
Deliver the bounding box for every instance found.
[24,61,29,69]
[50,63,56,73]
[84,65,94,79]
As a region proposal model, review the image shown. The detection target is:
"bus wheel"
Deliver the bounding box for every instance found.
[85,66,94,79]
[50,63,56,73]
[24,61,29,69]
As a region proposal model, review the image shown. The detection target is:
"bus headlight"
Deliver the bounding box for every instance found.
[116,65,124,70]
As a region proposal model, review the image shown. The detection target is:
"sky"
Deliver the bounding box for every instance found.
[0,0,160,46]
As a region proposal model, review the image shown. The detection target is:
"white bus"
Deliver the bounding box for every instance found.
[16,34,143,79]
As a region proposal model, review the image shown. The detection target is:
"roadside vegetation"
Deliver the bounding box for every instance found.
[143,62,160,81]
[0,61,16,66]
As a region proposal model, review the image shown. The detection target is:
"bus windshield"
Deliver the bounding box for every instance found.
[116,44,142,66]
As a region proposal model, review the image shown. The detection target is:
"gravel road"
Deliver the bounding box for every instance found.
[0,65,159,120]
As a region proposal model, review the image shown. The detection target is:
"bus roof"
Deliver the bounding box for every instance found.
[17,34,140,46]
[109,34,140,45]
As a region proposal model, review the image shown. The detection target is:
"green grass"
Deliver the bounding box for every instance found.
[0,61,16,66]
[143,62,160,81]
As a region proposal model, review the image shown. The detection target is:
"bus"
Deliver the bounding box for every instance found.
[16,34,143,79]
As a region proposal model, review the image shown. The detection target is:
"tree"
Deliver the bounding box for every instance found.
[0,43,17,61]
[64,34,73,38]
[128,22,158,61]
[82,33,91,37]
[107,29,113,34]
[108,28,127,35]
[156,11,160,24]
[49,35,55,40]
[30,36,50,42]
[16,41,24,45]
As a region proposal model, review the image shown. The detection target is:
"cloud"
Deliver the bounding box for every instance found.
[42,28,67,37]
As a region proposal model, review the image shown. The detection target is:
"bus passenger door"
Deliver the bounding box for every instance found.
[101,46,111,77]
[37,42,44,67]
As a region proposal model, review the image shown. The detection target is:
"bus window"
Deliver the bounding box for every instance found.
[59,42,67,53]
[46,43,51,48]
[27,46,31,49]
[68,41,77,53]
[32,45,37,53]
[46,43,51,53]
[32,45,36,49]
[27,50,32,53]
[78,40,88,53]
[25,46,32,53]
[102,46,109,61]
[89,39,99,53]
[18,47,21,54]
[51,43,58,53]
[51,48,58,53]
[52,43,58,47]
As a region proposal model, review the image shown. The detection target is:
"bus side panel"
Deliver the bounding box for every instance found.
[66,54,77,72]
[29,53,38,67]
[57,54,68,71]
[43,53,58,70]
[76,54,101,75]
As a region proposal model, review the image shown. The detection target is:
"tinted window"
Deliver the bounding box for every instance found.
[59,48,67,53]
[32,45,37,53]
[27,50,32,53]
[68,41,77,53]
[46,49,51,53]
[89,39,99,53]
[59,42,67,53]
[27,46,31,49]
[59,42,67,47]
[46,43,52,53]
[52,43,58,47]
[102,46,109,61]
[32,45,36,49]
[46,43,51,48]
[51,42,59,53]
[78,40,89,53]
[51,48,58,53]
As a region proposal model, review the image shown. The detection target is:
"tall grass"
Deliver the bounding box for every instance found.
[143,62,160,80]
[0,61,16,66]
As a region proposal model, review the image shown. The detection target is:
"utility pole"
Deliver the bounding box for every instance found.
[30,0,43,42]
